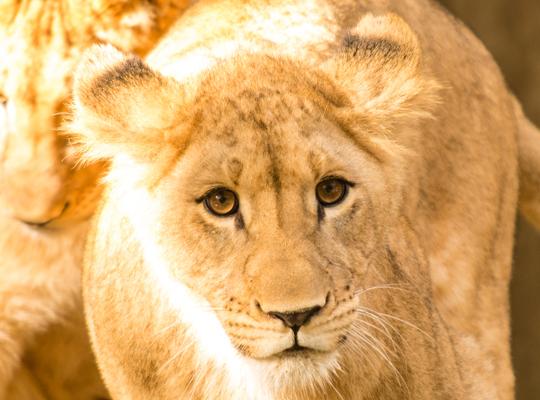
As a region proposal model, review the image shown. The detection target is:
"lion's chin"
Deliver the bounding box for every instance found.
[238,346,341,391]
[242,350,342,397]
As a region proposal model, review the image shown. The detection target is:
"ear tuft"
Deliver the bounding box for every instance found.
[75,44,127,85]
[326,13,439,128]
[74,44,148,116]
[70,44,187,163]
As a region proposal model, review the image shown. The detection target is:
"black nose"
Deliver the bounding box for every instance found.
[268,306,322,331]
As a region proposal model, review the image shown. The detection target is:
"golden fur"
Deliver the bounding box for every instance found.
[0,1,191,398]
[72,0,539,399]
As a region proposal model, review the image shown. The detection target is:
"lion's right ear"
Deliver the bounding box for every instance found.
[70,45,187,163]
[323,14,440,129]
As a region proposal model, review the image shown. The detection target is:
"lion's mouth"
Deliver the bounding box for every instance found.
[278,335,320,357]
[285,343,309,353]
[275,346,319,359]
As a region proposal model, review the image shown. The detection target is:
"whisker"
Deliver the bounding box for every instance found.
[353,330,408,394]
[355,317,399,352]
[347,339,375,371]
[356,307,401,336]
[375,311,434,342]
[156,320,183,337]
[354,283,415,297]
[349,324,400,360]
[326,376,345,400]
[158,338,195,375]
[356,307,411,352]
[357,307,435,342]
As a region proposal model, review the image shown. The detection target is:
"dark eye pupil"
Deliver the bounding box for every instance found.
[323,182,336,194]
[215,193,228,203]
[212,191,232,208]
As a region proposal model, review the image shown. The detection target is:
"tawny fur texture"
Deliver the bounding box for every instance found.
[71,0,539,399]
[0,1,191,399]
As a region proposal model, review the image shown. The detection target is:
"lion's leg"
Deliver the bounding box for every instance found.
[0,291,75,396]
[0,218,86,396]
[0,290,70,397]
[22,306,109,400]
[0,327,23,398]
[3,365,47,400]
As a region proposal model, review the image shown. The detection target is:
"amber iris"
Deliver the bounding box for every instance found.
[203,188,239,216]
[316,178,348,206]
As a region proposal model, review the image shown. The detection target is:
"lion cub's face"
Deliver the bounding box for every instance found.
[155,80,383,363]
[73,14,437,394]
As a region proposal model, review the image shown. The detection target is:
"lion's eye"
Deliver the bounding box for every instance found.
[203,188,239,217]
[316,178,349,207]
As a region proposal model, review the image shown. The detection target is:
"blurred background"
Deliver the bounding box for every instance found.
[437,1,540,399]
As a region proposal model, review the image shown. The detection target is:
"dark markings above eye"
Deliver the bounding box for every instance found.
[227,158,244,185]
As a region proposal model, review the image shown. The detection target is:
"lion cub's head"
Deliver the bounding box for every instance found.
[73,14,443,399]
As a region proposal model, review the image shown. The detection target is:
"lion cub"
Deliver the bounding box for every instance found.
[0,1,191,398]
[71,0,538,398]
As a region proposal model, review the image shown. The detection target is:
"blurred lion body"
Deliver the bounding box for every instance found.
[69,0,539,398]
[0,1,191,398]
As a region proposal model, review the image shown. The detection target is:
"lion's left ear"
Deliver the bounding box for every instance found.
[69,44,189,164]
[324,13,439,126]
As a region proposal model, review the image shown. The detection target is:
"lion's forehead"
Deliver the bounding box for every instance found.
[190,88,334,165]
[190,124,330,192]
[194,118,353,187]
[196,90,320,138]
